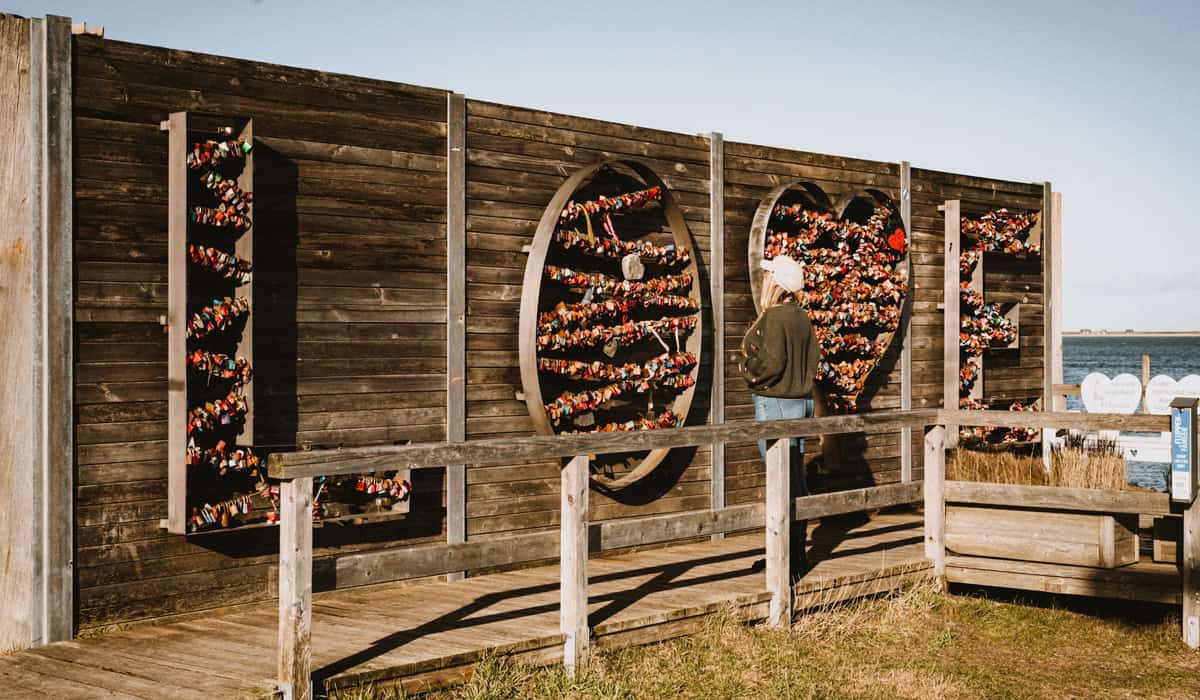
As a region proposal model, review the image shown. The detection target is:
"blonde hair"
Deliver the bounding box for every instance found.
[759,271,795,313]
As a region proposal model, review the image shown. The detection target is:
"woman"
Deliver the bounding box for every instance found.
[739,255,819,575]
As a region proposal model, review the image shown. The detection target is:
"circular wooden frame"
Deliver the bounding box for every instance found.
[518,159,704,491]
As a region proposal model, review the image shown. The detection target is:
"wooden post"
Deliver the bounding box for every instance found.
[31,14,74,644]
[1142,354,1151,413]
[942,201,961,448]
[560,455,589,673]
[1041,182,1054,413]
[765,437,792,626]
[1050,191,1064,413]
[1043,191,1063,468]
[1185,495,1200,649]
[0,13,35,651]
[278,477,314,700]
[446,92,467,580]
[708,132,726,535]
[899,161,914,482]
[924,427,947,587]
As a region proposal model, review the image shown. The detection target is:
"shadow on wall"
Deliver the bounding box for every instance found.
[191,143,443,560]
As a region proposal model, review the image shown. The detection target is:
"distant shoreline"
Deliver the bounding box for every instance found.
[1065,331,1200,338]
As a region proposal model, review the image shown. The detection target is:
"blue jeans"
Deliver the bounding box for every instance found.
[754,395,813,499]
[754,394,813,570]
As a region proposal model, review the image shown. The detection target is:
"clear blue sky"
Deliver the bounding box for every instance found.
[13,0,1200,330]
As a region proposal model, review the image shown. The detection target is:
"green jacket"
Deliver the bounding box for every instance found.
[739,303,819,398]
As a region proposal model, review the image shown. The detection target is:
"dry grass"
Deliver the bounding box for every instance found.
[330,582,1200,699]
[950,435,1127,490]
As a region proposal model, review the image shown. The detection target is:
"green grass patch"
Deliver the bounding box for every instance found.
[331,584,1200,699]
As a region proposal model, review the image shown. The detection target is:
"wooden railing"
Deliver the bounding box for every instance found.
[266,408,1196,698]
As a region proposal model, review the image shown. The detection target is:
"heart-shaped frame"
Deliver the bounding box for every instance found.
[747,182,908,414]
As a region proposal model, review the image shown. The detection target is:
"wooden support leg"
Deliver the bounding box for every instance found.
[1184,495,1200,649]
[765,438,792,627]
[278,477,313,700]
[924,427,947,588]
[560,455,589,673]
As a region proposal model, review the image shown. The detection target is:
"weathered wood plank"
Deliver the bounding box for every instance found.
[269,410,938,478]
[944,481,1171,516]
[0,11,34,651]
[946,555,1180,605]
[764,438,790,626]
[560,455,589,673]
[899,161,914,482]
[164,111,187,535]
[924,427,946,584]
[447,92,467,580]
[1185,493,1200,648]
[709,131,726,532]
[278,477,314,700]
[941,409,1168,433]
[942,200,959,448]
[38,13,75,645]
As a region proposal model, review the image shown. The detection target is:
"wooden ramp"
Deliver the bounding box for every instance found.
[0,512,927,698]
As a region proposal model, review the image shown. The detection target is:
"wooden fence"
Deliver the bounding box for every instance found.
[266,408,1200,698]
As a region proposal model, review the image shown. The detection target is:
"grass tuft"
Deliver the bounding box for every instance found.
[951,437,1127,490]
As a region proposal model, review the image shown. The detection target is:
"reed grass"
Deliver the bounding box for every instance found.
[950,434,1126,490]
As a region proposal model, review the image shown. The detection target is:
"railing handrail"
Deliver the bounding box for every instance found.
[268,408,938,479]
[267,407,1170,480]
[942,408,1168,432]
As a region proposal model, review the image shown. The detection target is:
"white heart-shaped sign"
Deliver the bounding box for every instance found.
[1178,374,1200,398]
[1145,375,1179,415]
[1144,374,1200,415]
[1080,372,1142,415]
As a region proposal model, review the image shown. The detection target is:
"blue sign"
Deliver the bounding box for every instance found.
[1172,404,1194,502]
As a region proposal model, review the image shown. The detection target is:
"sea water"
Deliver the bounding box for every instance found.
[1063,336,1200,492]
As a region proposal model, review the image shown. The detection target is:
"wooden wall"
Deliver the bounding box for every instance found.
[72,35,452,630]
[59,32,1048,632]
[722,145,908,498]
[909,169,1046,410]
[462,100,717,537]
[0,13,34,650]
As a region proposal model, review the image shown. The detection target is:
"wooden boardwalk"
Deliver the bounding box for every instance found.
[0,512,928,698]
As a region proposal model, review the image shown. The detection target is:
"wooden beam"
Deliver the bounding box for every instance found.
[765,437,791,626]
[0,12,34,651]
[708,131,726,534]
[560,455,589,674]
[32,14,74,644]
[946,555,1180,605]
[164,111,188,535]
[939,409,1168,433]
[268,409,938,478]
[924,427,947,585]
[446,92,467,580]
[899,161,914,481]
[1041,182,1055,412]
[1046,188,1065,468]
[278,477,314,700]
[793,481,922,520]
[1050,191,1063,411]
[942,200,960,448]
[237,119,255,448]
[944,481,1171,516]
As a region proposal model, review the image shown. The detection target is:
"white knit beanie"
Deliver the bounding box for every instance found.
[760,256,806,293]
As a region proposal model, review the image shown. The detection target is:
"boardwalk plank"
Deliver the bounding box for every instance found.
[0,514,928,697]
